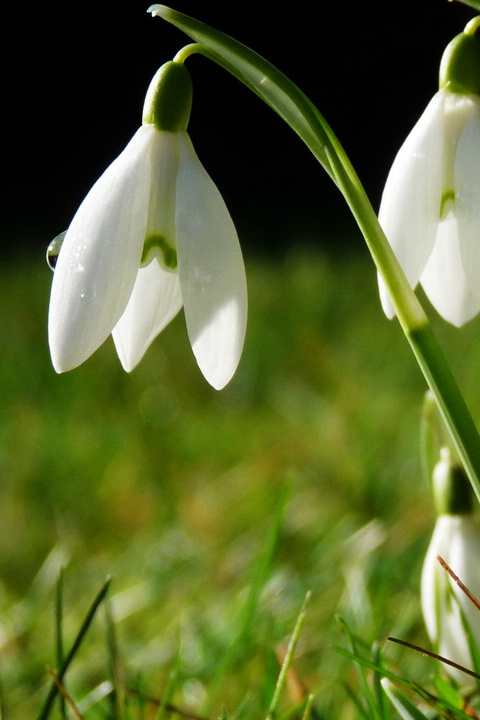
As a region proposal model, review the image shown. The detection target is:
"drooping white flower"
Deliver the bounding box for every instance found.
[378,22,480,327]
[421,448,480,682]
[48,61,247,390]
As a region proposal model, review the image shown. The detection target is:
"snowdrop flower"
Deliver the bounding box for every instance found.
[48,60,247,390]
[378,20,480,327]
[421,448,480,682]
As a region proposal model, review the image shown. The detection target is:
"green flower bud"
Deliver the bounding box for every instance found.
[143,61,193,131]
[440,19,480,95]
[432,448,473,516]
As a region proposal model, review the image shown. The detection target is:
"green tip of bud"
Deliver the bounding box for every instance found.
[432,448,473,516]
[440,23,480,95]
[143,61,193,131]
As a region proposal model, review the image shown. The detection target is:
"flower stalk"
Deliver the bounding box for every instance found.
[148,5,480,502]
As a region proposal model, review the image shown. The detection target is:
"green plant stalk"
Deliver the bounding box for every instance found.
[149,4,480,503]
[455,0,480,11]
[330,145,480,504]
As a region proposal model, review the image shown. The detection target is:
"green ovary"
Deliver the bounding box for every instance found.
[440,190,455,218]
[141,234,178,270]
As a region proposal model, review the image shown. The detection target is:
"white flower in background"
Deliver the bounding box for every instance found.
[48,61,247,390]
[378,20,480,327]
[421,448,480,682]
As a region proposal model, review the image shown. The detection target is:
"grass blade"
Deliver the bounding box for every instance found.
[266,592,310,720]
[36,576,112,720]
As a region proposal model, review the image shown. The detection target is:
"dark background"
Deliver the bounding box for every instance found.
[3,0,475,257]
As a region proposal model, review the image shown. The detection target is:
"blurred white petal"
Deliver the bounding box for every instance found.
[112,260,182,371]
[176,134,247,390]
[48,127,154,372]
[421,514,480,682]
[378,92,445,317]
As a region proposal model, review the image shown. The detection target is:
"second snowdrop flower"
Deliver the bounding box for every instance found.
[378,19,480,327]
[48,60,247,390]
[421,448,480,683]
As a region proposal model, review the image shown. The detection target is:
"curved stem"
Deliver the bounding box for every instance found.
[149,5,480,502]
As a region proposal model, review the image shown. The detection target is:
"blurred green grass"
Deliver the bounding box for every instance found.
[2,241,480,717]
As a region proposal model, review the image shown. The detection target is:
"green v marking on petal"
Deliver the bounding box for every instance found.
[142,234,178,269]
[440,190,455,219]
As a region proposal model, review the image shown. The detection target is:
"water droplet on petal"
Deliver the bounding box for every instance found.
[46,231,67,270]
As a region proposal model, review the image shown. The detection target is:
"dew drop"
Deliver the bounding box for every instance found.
[46,231,67,270]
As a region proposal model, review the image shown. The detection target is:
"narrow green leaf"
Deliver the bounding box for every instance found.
[372,643,390,720]
[381,679,430,720]
[55,568,67,720]
[336,617,382,720]
[36,577,112,720]
[266,591,310,720]
[105,596,126,719]
[155,640,182,720]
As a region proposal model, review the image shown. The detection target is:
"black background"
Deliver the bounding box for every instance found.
[3,0,475,257]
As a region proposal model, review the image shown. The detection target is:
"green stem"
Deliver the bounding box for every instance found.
[327,141,480,502]
[149,5,480,501]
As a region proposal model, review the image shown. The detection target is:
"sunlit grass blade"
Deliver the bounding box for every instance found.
[36,576,112,720]
[300,694,315,720]
[266,591,310,720]
[76,681,115,717]
[334,643,476,720]
[380,679,429,720]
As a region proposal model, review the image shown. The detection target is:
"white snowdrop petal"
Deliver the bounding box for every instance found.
[378,91,445,317]
[175,134,247,390]
[455,104,480,291]
[420,213,480,326]
[421,515,480,681]
[48,126,155,372]
[112,259,183,371]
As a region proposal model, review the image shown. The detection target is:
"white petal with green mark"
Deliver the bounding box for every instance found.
[112,259,182,372]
